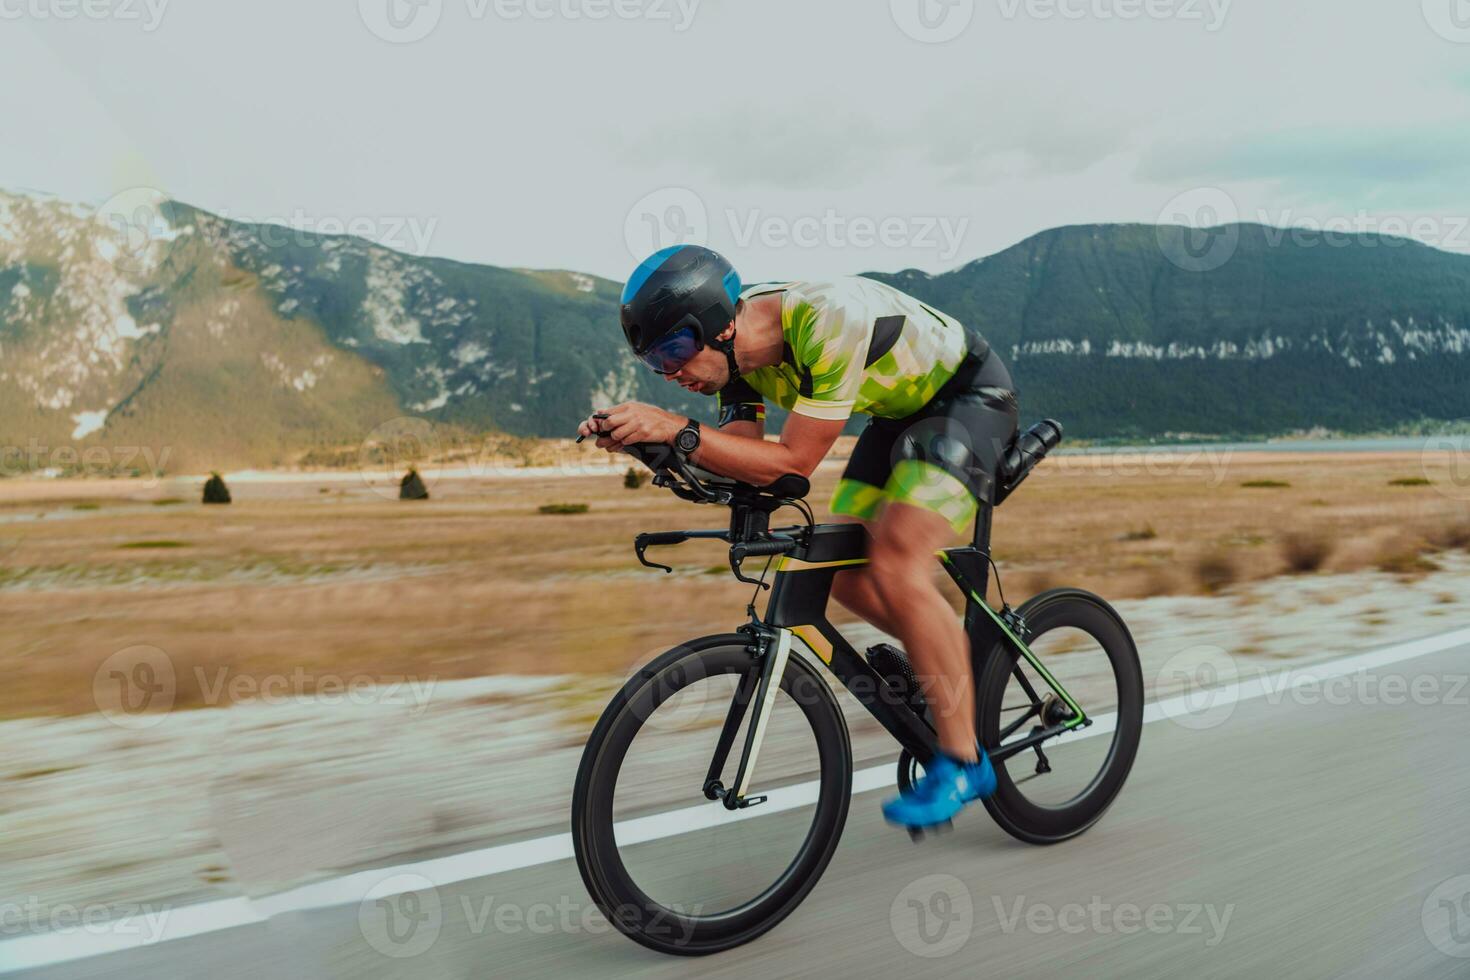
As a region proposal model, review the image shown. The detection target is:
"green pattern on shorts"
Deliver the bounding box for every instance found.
[828,463,978,535]
[887,460,978,534]
[829,478,886,523]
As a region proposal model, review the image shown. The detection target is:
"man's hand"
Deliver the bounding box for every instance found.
[578,402,686,453]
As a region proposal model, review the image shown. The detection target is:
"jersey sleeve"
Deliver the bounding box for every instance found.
[787,282,873,422]
[716,375,765,428]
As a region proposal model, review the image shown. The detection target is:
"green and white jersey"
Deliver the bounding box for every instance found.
[717,276,971,426]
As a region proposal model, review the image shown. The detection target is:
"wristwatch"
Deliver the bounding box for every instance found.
[674,418,701,455]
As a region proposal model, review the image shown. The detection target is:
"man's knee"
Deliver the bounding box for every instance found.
[867,540,931,598]
[868,505,953,597]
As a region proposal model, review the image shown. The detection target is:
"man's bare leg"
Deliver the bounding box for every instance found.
[830,517,903,637]
[866,502,976,762]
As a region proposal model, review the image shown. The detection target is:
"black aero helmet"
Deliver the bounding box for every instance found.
[620,245,742,376]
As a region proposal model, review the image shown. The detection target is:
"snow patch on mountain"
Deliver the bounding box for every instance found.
[453,340,489,365]
[1010,321,1470,368]
[0,190,171,411]
[589,358,640,410]
[70,410,108,440]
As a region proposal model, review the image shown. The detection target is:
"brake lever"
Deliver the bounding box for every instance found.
[634,531,687,574]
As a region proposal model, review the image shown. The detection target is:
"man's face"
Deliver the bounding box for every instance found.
[659,323,736,395]
[662,345,728,395]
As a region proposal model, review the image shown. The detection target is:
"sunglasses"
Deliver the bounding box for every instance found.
[636,324,703,375]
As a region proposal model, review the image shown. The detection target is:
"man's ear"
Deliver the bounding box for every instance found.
[715,322,736,343]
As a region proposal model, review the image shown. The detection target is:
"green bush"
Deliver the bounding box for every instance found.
[400,468,430,501]
[1241,480,1290,489]
[202,473,231,505]
[538,503,589,515]
[623,467,648,490]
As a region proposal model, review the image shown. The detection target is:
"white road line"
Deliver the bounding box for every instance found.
[3,625,1468,974]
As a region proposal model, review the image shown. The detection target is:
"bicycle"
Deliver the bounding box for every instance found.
[571,419,1143,955]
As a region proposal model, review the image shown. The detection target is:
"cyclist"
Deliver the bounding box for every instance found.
[579,244,1019,831]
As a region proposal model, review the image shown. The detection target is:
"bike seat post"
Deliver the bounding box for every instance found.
[971,495,993,552]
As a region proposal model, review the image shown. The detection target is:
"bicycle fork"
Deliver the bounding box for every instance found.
[702,626,792,810]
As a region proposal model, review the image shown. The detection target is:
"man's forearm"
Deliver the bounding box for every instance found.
[691,425,808,485]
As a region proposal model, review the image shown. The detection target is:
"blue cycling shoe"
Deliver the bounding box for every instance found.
[882,751,997,832]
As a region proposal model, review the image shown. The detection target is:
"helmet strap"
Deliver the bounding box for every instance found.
[713,330,741,383]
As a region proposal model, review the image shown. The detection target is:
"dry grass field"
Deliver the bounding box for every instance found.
[2,445,1467,720]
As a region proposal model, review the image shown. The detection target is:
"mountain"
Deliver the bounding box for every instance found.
[0,189,702,471]
[3,191,1470,473]
[868,223,1470,438]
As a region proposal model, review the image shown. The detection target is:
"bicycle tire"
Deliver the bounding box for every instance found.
[571,633,852,955]
[976,588,1144,844]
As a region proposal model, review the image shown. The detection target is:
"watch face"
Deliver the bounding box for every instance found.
[676,429,699,452]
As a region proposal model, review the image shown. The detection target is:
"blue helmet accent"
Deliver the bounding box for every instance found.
[722,266,742,307]
[620,244,684,305]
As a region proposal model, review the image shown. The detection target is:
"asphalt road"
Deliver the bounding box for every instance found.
[10,642,1470,979]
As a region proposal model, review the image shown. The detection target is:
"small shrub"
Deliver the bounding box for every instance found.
[119,540,189,550]
[152,498,185,507]
[1241,480,1290,489]
[623,467,648,490]
[1138,567,1181,598]
[1429,521,1470,551]
[400,468,430,501]
[1388,477,1432,487]
[1376,549,1440,577]
[1193,551,1238,594]
[72,503,101,511]
[1119,525,1157,542]
[1280,531,1333,574]
[1371,531,1440,577]
[202,473,231,505]
[539,503,589,515]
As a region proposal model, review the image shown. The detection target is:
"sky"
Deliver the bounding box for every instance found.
[3,0,1469,282]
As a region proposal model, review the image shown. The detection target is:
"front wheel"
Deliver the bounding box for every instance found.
[976,588,1144,844]
[571,634,852,955]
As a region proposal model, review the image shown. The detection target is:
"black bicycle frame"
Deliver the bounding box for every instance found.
[701,502,1089,808]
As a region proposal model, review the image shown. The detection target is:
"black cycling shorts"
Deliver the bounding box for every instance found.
[830,343,1018,534]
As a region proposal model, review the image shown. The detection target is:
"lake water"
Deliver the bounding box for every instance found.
[1062,436,1467,456]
